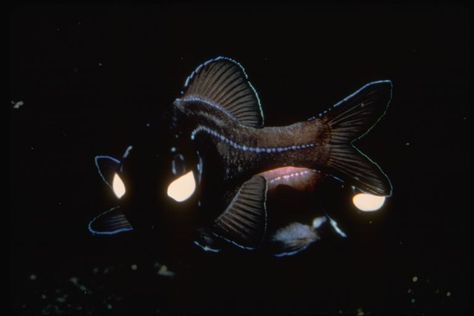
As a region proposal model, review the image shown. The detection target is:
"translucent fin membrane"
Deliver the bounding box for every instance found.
[213,175,268,249]
[323,81,393,196]
[88,207,133,236]
[179,56,264,128]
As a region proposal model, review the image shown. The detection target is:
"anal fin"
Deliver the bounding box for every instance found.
[212,175,268,250]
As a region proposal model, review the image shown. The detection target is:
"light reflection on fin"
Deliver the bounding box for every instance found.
[95,155,121,189]
[88,206,134,236]
[193,240,221,253]
[326,214,347,238]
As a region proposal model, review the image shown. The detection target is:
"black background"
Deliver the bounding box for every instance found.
[9,3,470,315]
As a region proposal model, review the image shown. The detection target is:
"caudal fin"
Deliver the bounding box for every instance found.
[321,80,393,196]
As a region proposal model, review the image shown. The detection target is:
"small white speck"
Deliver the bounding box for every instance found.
[407,288,413,294]
[98,62,103,67]
[405,142,411,146]
[131,264,138,271]
[356,308,364,316]
[69,277,78,284]
[29,274,37,280]
[107,304,112,310]
[463,116,467,120]
[158,265,175,277]
[338,310,343,315]
[411,298,416,304]
[41,294,47,300]
[446,291,451,297]
[92,267,99,274]
[412,276,418,282]
[12,100,24,109]
[368,220,373,224]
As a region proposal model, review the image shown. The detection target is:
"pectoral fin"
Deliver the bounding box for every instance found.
[212,175,268,250]
[271,222,320,257]
[88,206,134,236]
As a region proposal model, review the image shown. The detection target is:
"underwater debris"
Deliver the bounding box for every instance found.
[154,262,175,278]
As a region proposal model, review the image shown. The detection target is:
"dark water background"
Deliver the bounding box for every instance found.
[9,3,470,315]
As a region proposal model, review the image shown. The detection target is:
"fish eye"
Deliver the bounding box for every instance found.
[166,171,196,202]
[352,193,386,212]
[112,173,126,199]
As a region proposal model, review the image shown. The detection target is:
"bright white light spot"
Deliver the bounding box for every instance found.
[167,171,196,202]
[112,173,126,198]
[352,193,386,212]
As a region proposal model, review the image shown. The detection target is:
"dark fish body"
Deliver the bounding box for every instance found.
[89,56,393,257]
[175,100,331,182]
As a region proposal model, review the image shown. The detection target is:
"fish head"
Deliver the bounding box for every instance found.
[111,138,204,234]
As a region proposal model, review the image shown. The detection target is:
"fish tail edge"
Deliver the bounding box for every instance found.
[322,80,393,196]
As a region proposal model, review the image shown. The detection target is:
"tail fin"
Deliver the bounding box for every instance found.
[322,80,393,196]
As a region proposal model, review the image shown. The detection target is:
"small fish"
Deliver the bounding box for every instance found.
[89,57,392,257]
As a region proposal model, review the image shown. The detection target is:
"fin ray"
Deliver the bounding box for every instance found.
[212,175,268,249]
[179,56,264,128]
[88,207,134,236]
[321,80,393,196]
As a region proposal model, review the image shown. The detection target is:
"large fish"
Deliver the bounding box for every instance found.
[89,57,392,256]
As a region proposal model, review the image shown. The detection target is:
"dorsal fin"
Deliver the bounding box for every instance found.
[179,56,264,128]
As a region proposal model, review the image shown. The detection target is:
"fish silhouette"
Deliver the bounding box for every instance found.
[89,57,392,256]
